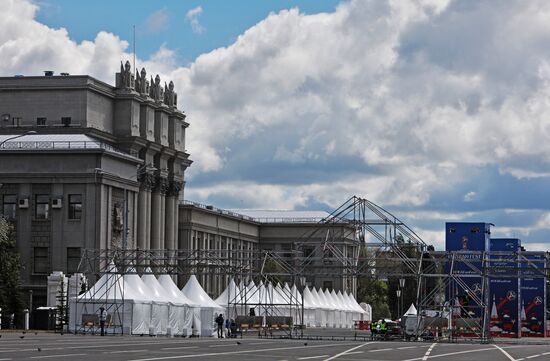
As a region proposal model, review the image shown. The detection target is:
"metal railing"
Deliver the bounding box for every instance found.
[0,140,139,157]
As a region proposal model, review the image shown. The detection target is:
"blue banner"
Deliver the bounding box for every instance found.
[489,238,520,338]
[445,223,491,321]
[521,252,547,337]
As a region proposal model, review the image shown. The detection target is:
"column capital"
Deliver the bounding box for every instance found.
[139,173,156,191]
[154,176,170,195]
[167,180,184,197]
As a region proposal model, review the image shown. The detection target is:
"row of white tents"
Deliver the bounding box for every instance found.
[215,279,370,328]
[70,269,369,336]
[70,268,223,336]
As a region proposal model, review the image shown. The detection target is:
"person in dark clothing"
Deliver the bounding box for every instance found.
[215,314,224,338]
[98,307,107,336]
[225,318,231,338]
[249,308,255,316]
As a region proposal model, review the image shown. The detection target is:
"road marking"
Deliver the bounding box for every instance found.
[298,356,329,360]
[402,347,497,361]
[492,344,517,361]
[31,353,87,359]
[345,351,364,355]
[208,344,233,348]
[369,348,394,352]
[323,342,374,361]
[129,342,359,361]
[398,346,418,350]
[422,343,437,360]
[161,347,199,351]
[106,349,147,354]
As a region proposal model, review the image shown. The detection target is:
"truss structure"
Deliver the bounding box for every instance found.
[75,196,549,342]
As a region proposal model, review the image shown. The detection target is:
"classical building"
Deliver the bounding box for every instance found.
[0,64,190,307]
[0,65,358,312]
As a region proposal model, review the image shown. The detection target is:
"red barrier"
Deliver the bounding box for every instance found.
[354,320,370,330]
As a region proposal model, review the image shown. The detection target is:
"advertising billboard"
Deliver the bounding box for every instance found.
[489,238,520,338]
[521,252,547,337]
[445,223,491,320]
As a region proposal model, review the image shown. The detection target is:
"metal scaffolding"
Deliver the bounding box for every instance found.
[75,196,549,341]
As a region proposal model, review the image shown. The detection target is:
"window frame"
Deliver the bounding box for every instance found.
[35,194,50,220]
[33,247,49,274]
[68,194,82,220]
[66,247,81,274]
[2,194,17,220]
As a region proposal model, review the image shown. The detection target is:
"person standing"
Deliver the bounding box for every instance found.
[98,307,107,336]
[225,318,231,338]
[215,313,224,338]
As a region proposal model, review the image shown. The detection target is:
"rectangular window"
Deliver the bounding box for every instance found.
[36,117,47,126]
[68,194,82,220]
[61,117,71,127]
[66,247,81,274]
[34,247,49,274]
[35,194,49,219]
[2,194,16,219]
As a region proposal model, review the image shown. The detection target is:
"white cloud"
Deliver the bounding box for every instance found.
[3,0,550,248]
[463,191,476,202]
[186,6,205,34]
[145,8,169,33]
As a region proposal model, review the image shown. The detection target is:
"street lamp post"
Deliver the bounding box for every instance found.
[396,289,401,320]
[300,276,306,339]
[0,131,37,148]
[399,278,405,318]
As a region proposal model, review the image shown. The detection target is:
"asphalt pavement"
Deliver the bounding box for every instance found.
[1,332,550,361]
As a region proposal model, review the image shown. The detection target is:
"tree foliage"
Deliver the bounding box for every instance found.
[0,217,24,319]
[357,276,391,320]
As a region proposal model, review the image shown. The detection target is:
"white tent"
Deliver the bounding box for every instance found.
[323,289,339,327]
[181,275,223,336]
[404,303,417,316]
[330,289,345,328]
[158,275,198,336]
[312,287,329,327]
[302,287,320,327]
[336,291,353,328]
[70,266,153,335]
[214,279,240,307]
[142,272,189,336]
[125,270,168,336]
[215,279,244,318]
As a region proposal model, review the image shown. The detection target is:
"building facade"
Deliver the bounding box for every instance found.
[0,64,191,307]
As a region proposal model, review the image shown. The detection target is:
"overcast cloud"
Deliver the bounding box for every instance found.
[2,0,550,249]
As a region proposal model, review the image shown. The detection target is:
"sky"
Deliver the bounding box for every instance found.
[2,0,550,250]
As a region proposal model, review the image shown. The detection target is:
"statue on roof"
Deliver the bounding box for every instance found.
[164,81,177,108]
[115,60,135,90]
[135,67,149,96]
[149,74,164,102]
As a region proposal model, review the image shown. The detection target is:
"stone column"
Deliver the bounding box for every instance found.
[165,180,182,251]
[164,196,175,251]
[138,174,154,250]
[151,176,168,250]
[150,190,161,250]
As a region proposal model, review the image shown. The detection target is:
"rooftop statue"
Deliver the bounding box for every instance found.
[115,60,135,90]
[135,67,149,96]
[149,74,164,103]
[164,81,177,108]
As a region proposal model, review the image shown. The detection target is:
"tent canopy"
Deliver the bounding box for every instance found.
[181,275,223,310]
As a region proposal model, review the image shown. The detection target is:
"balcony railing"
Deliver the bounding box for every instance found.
[0,140,138,157]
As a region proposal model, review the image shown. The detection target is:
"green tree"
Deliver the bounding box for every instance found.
[0,217,24,326]
[357,276,391,320]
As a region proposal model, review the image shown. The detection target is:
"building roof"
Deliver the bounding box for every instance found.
[230,209,331,223]
[0,133,139,158]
